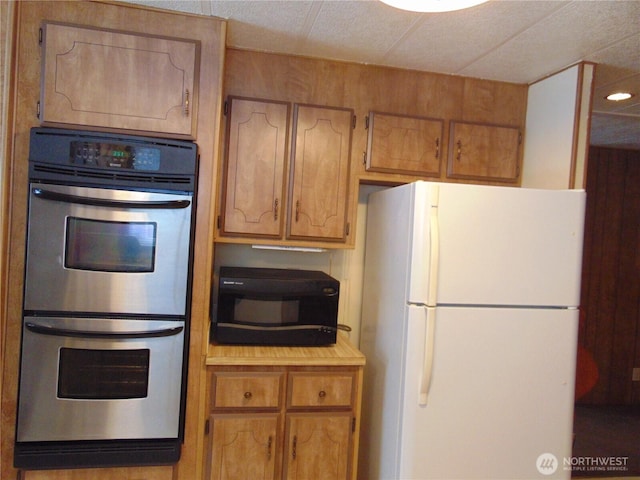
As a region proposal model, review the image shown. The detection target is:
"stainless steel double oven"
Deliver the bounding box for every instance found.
[15,128,198,469]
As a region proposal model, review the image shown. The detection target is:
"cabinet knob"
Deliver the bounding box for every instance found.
[244,391,252,399]
[318,390,326,398]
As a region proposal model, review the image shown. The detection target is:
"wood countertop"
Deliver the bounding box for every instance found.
[206,332,366,367]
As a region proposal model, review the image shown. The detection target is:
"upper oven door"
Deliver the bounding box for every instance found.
[24,183,193,316]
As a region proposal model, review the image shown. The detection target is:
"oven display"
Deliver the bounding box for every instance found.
[70,141,161,171]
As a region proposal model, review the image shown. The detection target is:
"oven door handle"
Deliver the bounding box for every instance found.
[32,188,191,209]
[25,321,184,339]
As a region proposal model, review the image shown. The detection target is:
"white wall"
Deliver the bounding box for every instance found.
[213,184,386,348]
[522,65,582,189]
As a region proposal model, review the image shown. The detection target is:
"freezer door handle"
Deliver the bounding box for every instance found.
[427,186,440,306]
[419,308,436,405]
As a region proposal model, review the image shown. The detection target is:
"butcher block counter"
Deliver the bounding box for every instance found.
[206,331,365,366]
[204,333,365,480]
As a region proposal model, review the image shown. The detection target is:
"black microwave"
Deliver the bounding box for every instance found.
[213,267,339,346]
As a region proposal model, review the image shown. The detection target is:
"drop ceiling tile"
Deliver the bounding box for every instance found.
[459,0,640,83]
[124,0,207,15]
[300,1,421,64]
[590,113,640,149]
[208,1,319,54]
[589,34,640,79]
[382,0,568,78]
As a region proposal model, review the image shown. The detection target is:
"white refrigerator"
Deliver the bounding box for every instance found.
[359,181,586,480]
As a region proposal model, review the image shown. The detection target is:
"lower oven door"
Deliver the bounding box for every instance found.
[16,316,185,442]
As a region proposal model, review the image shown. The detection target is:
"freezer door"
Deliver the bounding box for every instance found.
[409,182,586,307]
[398,306,578,480]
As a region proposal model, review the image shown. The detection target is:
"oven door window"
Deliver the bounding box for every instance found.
[233,297,300,326]
[57,348,150,400]
[65,217,156,272]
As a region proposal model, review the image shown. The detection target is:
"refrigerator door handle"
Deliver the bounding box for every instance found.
[419,307,436,405]
[419,186,439,405]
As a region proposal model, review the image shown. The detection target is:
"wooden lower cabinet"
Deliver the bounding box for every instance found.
[21,466,174,480]
[284,413,352,480]
[205,336,365,480]
[209,414,279,480]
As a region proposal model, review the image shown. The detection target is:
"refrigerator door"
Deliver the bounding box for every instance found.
[406,181,586,307]
[399,305,578,480]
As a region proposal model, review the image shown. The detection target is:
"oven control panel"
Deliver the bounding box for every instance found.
[28,127,198,191]
[71,141,161,171]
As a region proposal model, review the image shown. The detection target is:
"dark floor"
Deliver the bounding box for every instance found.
[572,405,640,478]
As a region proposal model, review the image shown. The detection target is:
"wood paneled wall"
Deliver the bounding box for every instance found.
[578,146,640,405]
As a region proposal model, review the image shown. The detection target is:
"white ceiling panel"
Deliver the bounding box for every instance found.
[386,1,569,75]
[301,2,420,62]
[459,1,640,82]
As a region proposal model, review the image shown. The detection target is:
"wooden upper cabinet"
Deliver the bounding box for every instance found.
[220,97,290,238]
[288,104,353,242]
[40,22,199,138]
[447,121,522,183]
[365,111,443,177]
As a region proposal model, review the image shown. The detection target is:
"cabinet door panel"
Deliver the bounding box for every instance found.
[284,413,352,480]
[209,414,279,480]
[447,121,521,182]
[222,97,290,237]
[41,23,198,137]
[288,105,352,241]
[366,112,443,176]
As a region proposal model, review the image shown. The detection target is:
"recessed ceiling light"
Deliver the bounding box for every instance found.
[379,0,489,13]
[606,92,634,101]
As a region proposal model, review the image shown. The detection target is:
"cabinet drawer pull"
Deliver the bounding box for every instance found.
[435,138,440,159]
[295,200,300,222]
[456,140,462,161]
[292,435,297,459]
[267,435,272,460]
[274,198,279,220]
[184,89,190,116]
[244,391,252,399]
[318,390,327,398]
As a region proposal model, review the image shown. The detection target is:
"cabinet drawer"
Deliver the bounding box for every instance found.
[212,372,282,409]
[287,372,355,408]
